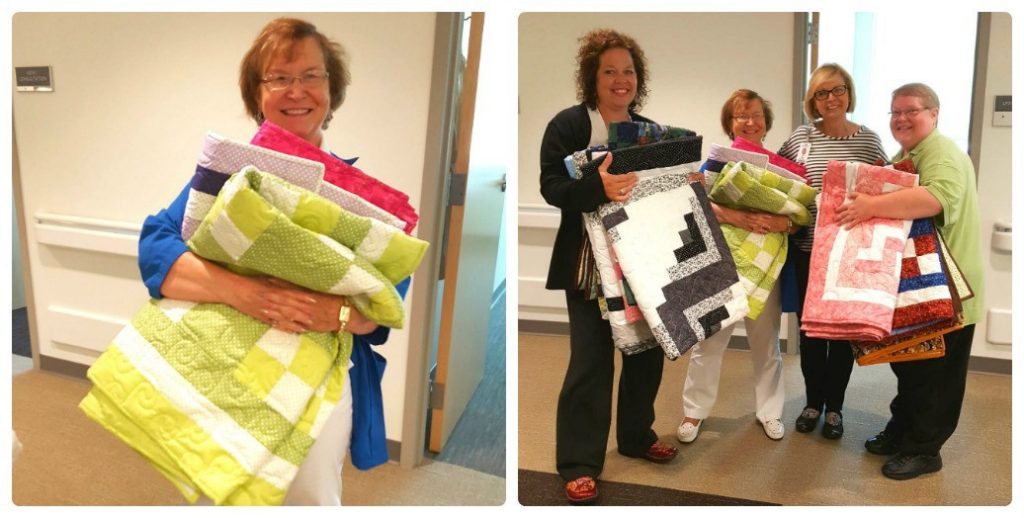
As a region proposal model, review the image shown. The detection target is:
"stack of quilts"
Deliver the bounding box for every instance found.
[576,136,749,360]
[702,144,816,319]
[849,160,973,365]
[801,161,919,341]
[80,125,427,505]
[564,121,697,355]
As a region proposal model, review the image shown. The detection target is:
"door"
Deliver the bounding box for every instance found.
[427,12,505,453]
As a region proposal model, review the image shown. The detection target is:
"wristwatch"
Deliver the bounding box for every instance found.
[337,298,351,332]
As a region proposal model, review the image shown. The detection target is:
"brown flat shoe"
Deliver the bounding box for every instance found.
[643,440,679,463]
[565,476,597,505]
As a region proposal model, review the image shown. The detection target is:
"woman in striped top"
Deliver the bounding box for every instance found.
[777,63,887,440]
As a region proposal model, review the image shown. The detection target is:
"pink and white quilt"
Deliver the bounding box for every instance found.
[801,161,919,341]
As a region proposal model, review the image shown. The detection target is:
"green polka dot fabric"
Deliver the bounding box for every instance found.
[79,167,428,505]
[708,160,817,319]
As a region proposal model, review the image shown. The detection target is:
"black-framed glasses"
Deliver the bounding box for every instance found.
[888,107,933,119]
[261,71,330,92]
[813,84,848,100]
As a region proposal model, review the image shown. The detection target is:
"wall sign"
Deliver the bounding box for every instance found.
[15,66,53,92]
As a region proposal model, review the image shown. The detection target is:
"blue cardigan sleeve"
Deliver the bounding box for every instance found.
[138,183,191,299]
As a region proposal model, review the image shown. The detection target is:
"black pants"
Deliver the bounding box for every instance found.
[792,245,854,413]
[556,291,664,481]
[882,325,975,455]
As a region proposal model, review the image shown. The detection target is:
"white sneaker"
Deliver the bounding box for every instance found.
[762,418,785,440]
[676,419,702,443]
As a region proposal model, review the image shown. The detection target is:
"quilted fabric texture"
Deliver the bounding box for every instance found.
[599,164,749,360]
[187,168,427,328]
[250,121,419,233]
[81,301,351,505]
[704,159,816,319]
[184,133,405,242]
[568,149,657,355]
[579,136,704,177]
[81,166,428,505]
[731,136,807,179]
[607,121,696,150]
[801,161,919,341]
[851,227,965,365]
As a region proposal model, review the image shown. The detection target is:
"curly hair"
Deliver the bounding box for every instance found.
[239,18,350,127]
[574,28,649,111]
[720,89,775,140]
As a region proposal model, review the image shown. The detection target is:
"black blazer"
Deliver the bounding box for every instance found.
[539,103,654,291]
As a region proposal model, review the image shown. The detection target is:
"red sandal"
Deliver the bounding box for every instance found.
[565,476,598,504]
[643,440,679,463]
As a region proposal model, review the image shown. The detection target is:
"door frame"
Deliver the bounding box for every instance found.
[400,12,464,469]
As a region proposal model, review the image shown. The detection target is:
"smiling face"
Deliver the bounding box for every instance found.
[730,98,767,143]
[594,47,637,113]
[812,73,850,121]
[890,94,938,152]
[259,37,331,147]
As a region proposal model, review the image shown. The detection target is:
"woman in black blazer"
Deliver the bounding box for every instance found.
[539,28,676,505]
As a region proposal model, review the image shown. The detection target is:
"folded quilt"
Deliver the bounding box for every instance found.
[184,133,405,241]
[599,162,749,360]
[250,121,419,233]
[890,218,955,333]
[705,160,816,319]
[851,226,965,365]
[82,162,428,504]
[188,168,428,328]
[80,301,352,505]
[580,137,704,177]
[801,161,919,341]
[709,161,815,226]
[731,136,807,179]
[607,121,696,150]
[854,333,948,366]
[569,149,657,353]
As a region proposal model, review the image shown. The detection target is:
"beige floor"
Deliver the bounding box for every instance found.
[518,333,1012,506]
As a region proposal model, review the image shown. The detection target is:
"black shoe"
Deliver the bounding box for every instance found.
[795,407,820,433]
[882,453,943,480]
[821,411,843,439]
[865,430,901,455]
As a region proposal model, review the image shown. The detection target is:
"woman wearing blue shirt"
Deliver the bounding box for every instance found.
[138,17,402,505]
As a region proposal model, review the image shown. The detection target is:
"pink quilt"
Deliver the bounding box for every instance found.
[250,121,419,233]
[731,137,807,179]
[801,161,918,341]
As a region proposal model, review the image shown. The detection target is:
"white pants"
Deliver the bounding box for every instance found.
[283,372,354,505]
[195,372,353,506]
[682,283,784,424]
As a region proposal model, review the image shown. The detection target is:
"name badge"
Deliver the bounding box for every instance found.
[795,143,812,164]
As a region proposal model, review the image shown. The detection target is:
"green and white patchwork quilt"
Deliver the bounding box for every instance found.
[80,168,428,505]
[708,161,816,318]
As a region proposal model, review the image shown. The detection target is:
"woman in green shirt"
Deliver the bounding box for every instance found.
[835,82,984,481]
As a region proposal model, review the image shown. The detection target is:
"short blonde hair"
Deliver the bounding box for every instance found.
[804,63,856,120]
[892,82,941,109]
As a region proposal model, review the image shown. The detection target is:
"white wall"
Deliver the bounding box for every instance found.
[12,12,438,442]
[972,12,1013,360]
[518,12,797,323]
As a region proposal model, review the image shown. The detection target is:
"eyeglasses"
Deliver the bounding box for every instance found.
[261,71,329,92]
[888,107,933,119]
[812,84,848,100]
[733,113,765,123]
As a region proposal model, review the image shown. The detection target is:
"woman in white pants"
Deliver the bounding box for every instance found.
[677,89,790,443]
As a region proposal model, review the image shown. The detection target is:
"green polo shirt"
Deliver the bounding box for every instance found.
[893,129,984,325]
